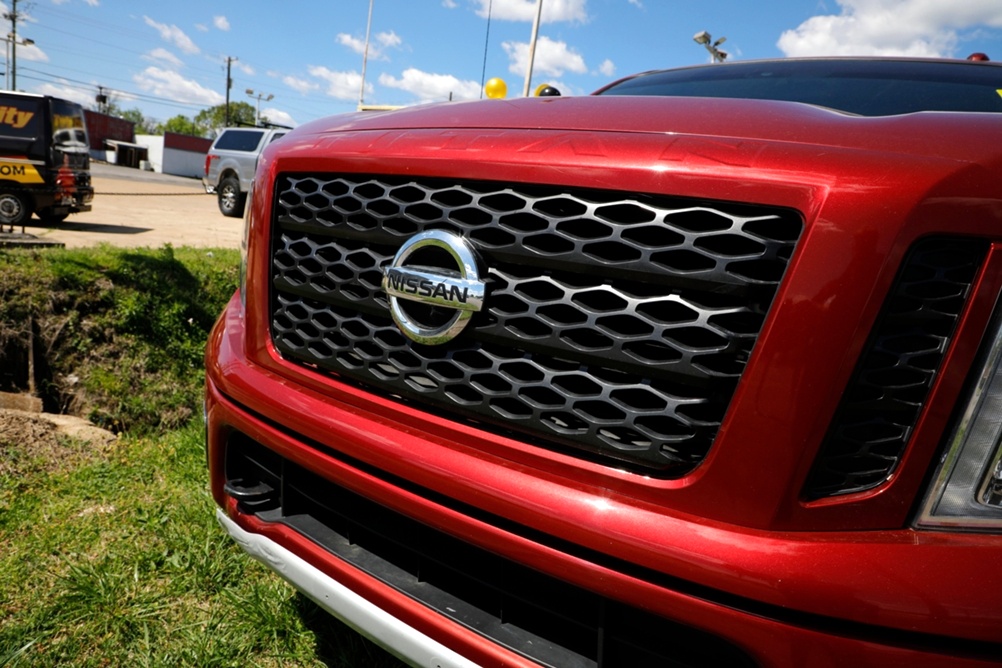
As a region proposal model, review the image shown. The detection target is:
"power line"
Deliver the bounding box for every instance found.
[17,67,213,113]
[13,4,360,125]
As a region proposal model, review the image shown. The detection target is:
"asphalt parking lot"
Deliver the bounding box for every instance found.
[3,162,243,249]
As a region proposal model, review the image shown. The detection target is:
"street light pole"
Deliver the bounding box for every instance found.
[693,30,728,63]
[522,0,544,97]
[245,89,273,126]
[359,0,374,108]
[3,33,33,90]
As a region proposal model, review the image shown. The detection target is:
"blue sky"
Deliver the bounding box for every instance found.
[6,0,1002,129]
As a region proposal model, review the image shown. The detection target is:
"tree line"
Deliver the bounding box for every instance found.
[105,101,262,138]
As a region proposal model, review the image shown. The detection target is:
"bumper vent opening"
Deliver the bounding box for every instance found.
[223,433,757,668]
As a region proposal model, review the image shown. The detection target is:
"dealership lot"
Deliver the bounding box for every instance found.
[8,162,243,249]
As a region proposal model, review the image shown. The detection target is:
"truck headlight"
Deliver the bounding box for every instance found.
[916,309,1002,530]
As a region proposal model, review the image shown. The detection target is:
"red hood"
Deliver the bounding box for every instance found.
[291,95,1002,165]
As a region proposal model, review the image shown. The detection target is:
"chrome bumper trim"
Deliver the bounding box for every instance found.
[216,510,480,668]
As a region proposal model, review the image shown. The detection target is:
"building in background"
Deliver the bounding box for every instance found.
[83,110,147,167]
[83,111,209,178]
[135,132,212,179]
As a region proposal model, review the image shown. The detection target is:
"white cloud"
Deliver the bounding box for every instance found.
[443,0,458,7]
[15,42,47,63]
[308,65,367,101]
[195,23,208,32]
[284,75,319,95]
[377,31,402,49]
[337,33,367,55]
[213,15,230,31]
[144,48,183,68]
[474,0,588,23]
[337,30,402,61]
[502,36,587,78]
[598,58,615,77]
[133,66,223,106]
[778,0,1002,58]
[143,16,200,55]
[261,107,296,128]
[236,62,255,76]
[378,68,482,103]
[84,0,99,5]
[33,82,92,107]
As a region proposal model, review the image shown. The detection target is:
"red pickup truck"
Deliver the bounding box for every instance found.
[206,58,1002,667]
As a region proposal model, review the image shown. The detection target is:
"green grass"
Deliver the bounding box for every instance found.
[0,246,406,667]
[0,420,405,667]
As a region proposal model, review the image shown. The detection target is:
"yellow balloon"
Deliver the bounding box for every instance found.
[484,77,508,99]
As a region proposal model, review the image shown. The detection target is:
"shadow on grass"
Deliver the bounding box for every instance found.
[294,593,409,668]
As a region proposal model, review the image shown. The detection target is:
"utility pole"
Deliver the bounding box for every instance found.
[224,56,237,126]
[6,0,20,90]
[96,85,108,114]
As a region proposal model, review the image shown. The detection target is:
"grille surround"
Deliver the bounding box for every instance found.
[270,174,802,474]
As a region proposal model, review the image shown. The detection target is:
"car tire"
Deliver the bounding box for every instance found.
[218,177,246,218]
[0,190,32,231]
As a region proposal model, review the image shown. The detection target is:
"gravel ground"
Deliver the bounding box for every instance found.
[3,162,244,249]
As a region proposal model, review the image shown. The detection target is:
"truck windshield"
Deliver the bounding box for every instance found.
[51,98,88,153]
[597,59,1002,117]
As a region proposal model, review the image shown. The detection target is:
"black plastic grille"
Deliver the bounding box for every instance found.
[805,237,988,499]
[270,174,802,474]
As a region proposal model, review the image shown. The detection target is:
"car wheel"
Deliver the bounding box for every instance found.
[0,190,32,231]
[218,177,246,218]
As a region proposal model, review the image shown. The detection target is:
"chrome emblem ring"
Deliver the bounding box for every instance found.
[382,230,485,345]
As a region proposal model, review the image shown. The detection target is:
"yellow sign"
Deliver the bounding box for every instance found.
[0,106,34,129]
[0,160,43,183]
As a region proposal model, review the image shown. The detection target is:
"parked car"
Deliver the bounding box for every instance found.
[205,58,1002,667]
[202,126,287,217]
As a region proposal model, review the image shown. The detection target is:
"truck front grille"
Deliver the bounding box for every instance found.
[269,174,802,475]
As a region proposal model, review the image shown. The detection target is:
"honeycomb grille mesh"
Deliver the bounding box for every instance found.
[805,237,988,498]
[270,174,802,474]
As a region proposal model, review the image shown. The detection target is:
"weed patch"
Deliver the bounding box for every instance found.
[0,244,239,433]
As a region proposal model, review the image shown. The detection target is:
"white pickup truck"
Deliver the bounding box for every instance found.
[202,126,287,217]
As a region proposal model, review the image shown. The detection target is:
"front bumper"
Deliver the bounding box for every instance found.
[216,510,480,668]
[207,293,1002,668]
